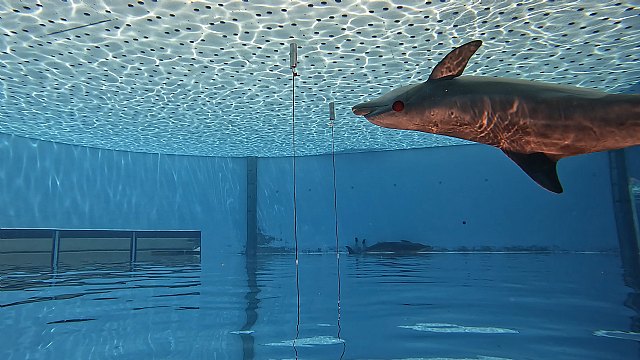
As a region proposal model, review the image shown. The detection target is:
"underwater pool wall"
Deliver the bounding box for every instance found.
[0,133,246,258]
[258,145,619,253]
[621,146,640,256]
[0,131,621,256]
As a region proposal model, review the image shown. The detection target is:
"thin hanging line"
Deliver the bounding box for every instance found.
[44,1,116,38]
[291,48,301,360]
[330,105,346,359]
[44,19,114,37]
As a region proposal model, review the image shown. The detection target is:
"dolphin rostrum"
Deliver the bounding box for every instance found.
[352,40,640,193]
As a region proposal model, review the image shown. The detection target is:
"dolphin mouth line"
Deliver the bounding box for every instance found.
[352,105,373,116]
[352,105,388,119]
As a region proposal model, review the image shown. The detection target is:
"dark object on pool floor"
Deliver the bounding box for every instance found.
[346,237,431,255]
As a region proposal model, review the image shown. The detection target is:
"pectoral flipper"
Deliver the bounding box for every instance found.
[502,151,563,193]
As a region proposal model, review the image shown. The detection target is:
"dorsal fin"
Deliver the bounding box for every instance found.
[428,40,483,81]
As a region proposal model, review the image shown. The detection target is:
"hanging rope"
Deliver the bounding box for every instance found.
[290,42,301,359]
[330,102,346,359]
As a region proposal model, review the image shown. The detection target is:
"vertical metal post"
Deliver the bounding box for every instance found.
[329,102,335,121]
[609,149,640,271]
[290,43,297,70]
[246,157,258,257]
[51,230,60,271]
[130,231,137,263]
[241,156,259,359]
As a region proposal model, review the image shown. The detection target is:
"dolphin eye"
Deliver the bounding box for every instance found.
[392,100,405,112]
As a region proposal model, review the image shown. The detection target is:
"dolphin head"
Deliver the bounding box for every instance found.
[352,82,442,132]
[353,40,484,134]
[352,83,420,117]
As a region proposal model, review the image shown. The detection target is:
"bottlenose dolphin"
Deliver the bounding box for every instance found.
[352,40,640,193]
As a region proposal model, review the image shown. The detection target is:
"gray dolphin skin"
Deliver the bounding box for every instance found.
[352,40,640,193]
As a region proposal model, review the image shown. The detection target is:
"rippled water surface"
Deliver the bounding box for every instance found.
[0,1,638,156]
[1,253,638,359]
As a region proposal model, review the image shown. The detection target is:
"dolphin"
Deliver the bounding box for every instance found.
[352,40,640,193]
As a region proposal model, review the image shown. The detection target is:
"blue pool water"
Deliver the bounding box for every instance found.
[1,1,639,359]
[1,253,638,359]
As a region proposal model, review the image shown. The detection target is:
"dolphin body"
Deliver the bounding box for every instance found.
[352,40,640,193]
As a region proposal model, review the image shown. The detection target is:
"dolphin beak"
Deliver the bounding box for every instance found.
[352,105,372,117]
